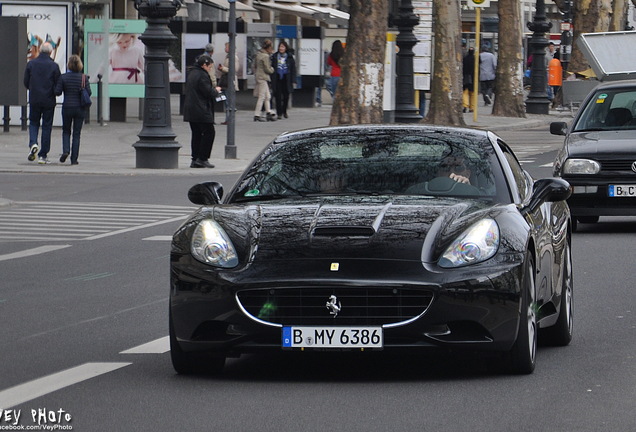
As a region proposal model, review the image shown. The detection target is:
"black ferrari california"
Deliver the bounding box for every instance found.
[551,79,636,230]
[170,125,573,375]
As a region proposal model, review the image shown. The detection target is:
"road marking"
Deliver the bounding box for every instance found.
[120,336,170,354]
[142,235,173,241]
[82,215,188,241]
[22,298,168,340]
[0,202,192,242]
[540,162,554,167]
[0,362,131,409]
[0,245,71,262]
[63,273,116,282]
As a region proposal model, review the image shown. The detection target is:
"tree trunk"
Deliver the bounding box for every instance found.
[609,0,628,31]
[422,0,465,126]
[569,0,612,74]
[330,0,388,125]
[492,0,526,118]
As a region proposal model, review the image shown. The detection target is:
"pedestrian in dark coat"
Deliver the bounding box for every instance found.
[270,40,296,119]
[24,42,61,164]
[462,47,476,113]
[183,55,222,168]
[55,55,91,165]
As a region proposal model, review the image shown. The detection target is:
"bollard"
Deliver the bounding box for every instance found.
[97,74,103,126]
[3,106,9,132]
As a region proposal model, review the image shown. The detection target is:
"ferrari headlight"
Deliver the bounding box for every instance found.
[439,219,499,268]
[191,220,239,268]
[562,158,600,175]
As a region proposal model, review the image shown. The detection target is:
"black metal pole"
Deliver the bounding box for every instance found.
[132,0,182,169]
[225,0,237,159]
[3,106,9,132]
[394,0,423,123]
[21,106,27,131]
[560,0,572,77]
[97,74,104,126]
[525,0,552,115]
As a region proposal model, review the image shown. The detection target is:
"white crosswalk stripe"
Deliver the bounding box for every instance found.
[0,201,193,241]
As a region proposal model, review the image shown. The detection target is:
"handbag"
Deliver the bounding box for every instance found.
[80,74,92,108]
[219,73,228,89]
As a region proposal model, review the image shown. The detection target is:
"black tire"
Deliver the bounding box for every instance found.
[541,239,574,346]
[577,216,599,224]
[507,255,537,374]
[169,312,225,375]
[571,217,577,232]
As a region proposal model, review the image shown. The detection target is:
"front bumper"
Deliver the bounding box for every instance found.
[565,178,636,217]
[170,255,524,357]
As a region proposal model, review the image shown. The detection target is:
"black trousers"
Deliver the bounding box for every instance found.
[189,122,215,161]
[274,75,290,116]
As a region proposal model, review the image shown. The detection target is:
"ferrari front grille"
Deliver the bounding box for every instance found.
[236,287,434,326]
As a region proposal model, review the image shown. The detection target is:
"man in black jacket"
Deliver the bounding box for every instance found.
[23,42,61,164]
[183,55,222,168]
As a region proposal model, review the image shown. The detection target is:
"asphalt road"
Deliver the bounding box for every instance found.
[1,128,635,431]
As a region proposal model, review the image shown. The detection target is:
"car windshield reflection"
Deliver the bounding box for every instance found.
[231,131,505,202]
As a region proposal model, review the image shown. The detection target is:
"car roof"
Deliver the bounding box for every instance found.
[275,124,491,142]
[591,79,636,90]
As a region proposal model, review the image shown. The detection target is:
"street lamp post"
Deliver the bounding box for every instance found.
[225,0,237,159]
[559,0,573,77]
[525,0,552,115]
[394,0,423,123]
[133,0,182,169]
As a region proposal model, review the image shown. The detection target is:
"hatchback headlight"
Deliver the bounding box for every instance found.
[562,158,600,175]
[439,219,499,268]
[191,220,239,268]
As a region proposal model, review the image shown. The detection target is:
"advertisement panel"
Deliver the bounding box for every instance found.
[84,19,147,98]
[1,2,71,125]
[1,2,70,73]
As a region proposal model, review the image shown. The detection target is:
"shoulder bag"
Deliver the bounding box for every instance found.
[80,74,92,108]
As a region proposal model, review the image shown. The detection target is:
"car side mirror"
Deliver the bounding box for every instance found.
[522,178,571,215]
[188,182,224,205]
[550,121,568,136]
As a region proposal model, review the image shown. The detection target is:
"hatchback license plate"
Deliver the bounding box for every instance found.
[282,326,383,349]
[609,185,636,197]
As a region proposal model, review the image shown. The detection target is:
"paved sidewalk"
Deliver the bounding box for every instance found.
[0,98,571,177]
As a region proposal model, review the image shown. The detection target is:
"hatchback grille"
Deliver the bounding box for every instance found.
[237,287,434,326]
[598,158,636,172]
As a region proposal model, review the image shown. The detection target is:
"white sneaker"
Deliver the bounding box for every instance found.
[38,157,51,165]
[28,144,38,162]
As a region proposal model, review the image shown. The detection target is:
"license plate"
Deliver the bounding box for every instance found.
[282,326,383,349]
[609,185,636,197]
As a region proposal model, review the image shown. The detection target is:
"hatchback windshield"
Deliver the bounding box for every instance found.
[574,89,636,132]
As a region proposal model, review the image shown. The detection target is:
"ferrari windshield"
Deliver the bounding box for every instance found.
[231,130,508,202]
[574,89,636,132]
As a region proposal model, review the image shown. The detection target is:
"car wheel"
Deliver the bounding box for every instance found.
[507,254,537,374]
[169,312,225,375]
[571,218,577,232]
[541,239,574,346]
[578,216,599,224]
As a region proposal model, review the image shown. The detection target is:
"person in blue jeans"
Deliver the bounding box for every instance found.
[54,54,91,165]
[23,42,61,164]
